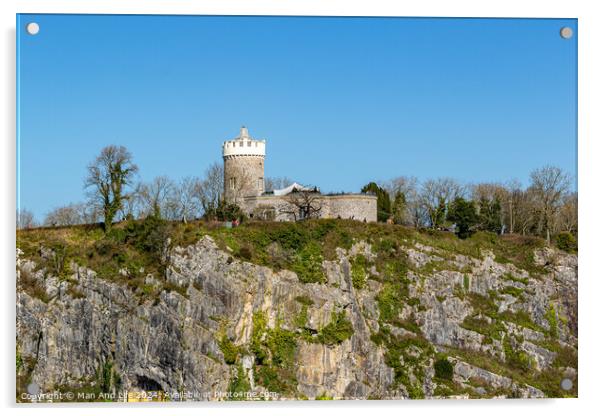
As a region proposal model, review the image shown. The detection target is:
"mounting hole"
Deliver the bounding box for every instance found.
[26,22,40,35]
[560,378,573,391]
[560,27,573,39]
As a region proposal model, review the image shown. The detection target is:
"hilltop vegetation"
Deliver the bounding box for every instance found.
[16,217,559,299]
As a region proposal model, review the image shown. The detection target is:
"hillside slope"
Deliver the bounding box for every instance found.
[16,219,577,401]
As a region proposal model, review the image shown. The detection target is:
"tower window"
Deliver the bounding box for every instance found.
[247,141,252,146]
[258,177,263,191]
[229,177,237,190]
[239,141,243,147]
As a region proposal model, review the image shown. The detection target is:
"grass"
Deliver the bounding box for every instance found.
[17,218,552,295]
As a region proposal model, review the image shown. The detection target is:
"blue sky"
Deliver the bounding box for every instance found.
[17,15,577,220]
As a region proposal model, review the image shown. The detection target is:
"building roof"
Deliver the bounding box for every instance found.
[272,182,317,196]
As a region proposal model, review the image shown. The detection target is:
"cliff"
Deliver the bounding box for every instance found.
[16,219,577,401]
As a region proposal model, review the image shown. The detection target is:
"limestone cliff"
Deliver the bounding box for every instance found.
[16,222,577,401]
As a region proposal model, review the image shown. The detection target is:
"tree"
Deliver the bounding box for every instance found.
[391,191,407,224]
[383,176,418,226]
[172,176,203,223]
[44,203,84,227]
[419,178,465,228]
[279,188,322,221]
[556,192,578,234]
[478,196,502,234]
[199,162,224,219]
[472,182,507,233]
[528,166,572,243]
[84,145,138,232]
[138,176,176,219]
[447,197,478,239]
[361,182,391,222]
[16,208,36,229]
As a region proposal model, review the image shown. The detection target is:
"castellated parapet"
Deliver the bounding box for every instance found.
[222,127,266,204]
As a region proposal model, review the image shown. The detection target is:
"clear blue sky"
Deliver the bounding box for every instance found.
[17,15,577,220]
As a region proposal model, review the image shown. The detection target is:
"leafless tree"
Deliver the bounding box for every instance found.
[528,166,572,243]
[265,176,293,192]
[555,192,578,234]
[171,176,203,223]
[511,187,537,235]
[419,178,465,228]
[138,176,176,219]
[503,179,524,234]
[119,182,143,220]
[84,145,138,231]
[197,162,224,216]
[44,203,85,226]
[16,208,37,229]
[279,188,322,221]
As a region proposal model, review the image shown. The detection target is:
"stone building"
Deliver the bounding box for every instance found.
[222,127,377,222]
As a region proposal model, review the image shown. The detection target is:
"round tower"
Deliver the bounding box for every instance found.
[222,126,266,204]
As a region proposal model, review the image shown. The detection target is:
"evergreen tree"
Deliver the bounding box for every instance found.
[447,197,478,239]
[433,197,447,228]
[361,182,391,222]
[478,196,502,234]
[392,191,406,224]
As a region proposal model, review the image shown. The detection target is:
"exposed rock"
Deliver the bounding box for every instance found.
[16,234,577,401]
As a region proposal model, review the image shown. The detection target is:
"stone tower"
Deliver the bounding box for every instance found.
[222,126,266,204]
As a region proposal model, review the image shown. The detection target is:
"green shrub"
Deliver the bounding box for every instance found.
[238,245,253,261]
[545,305,558,339]
[434,357,454,380]
[218,335,239,365]
[316,311,354,346]
[376,283,408,323]
[294,295,314,306]
[291,241,325,283]
[555,232,577,253]
[351,254,369,290]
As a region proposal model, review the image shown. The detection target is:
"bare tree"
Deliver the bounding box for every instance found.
[528,166,572,243]
[419,178,465,228]
[119,182,143,220]
[138,176,176,219]
[503,179,523,234]
[198,162,224,216]
[84,145,138,232]
[16,208,37,229]
[171,176,203,223]
[279,188,322,221]
[265,176,293,192]
[44,203,85,226]
[556,192,578,234]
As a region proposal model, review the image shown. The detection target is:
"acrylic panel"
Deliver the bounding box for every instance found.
[16,14,577,403]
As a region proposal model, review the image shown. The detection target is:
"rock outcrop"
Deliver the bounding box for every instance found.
[16,233,577,401]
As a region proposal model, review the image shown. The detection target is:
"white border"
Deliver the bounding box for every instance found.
[2,1,600,416]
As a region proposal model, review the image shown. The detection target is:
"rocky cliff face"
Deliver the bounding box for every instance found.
[16,232,577,401]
